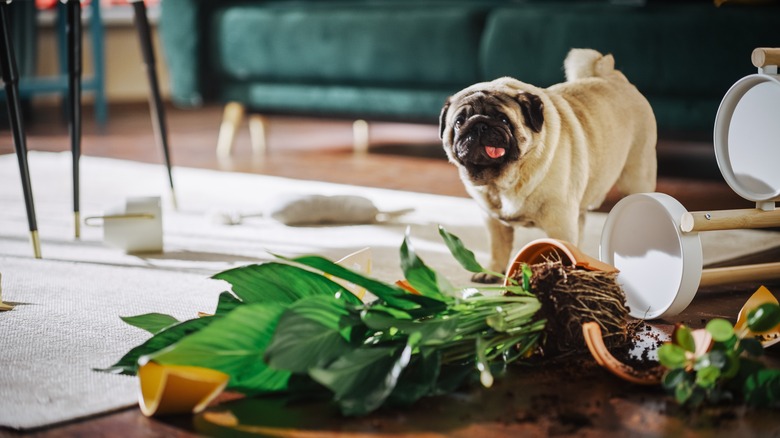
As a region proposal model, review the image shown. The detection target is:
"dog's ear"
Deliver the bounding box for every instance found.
[517,92,544,133]
[439,99,451,139]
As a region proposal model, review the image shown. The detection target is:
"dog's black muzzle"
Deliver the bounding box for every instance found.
[453,115,516,167]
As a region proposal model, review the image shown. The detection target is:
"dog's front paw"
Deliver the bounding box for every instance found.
[471,271,503,284]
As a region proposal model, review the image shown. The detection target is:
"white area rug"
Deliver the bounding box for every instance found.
[1,152,778,430]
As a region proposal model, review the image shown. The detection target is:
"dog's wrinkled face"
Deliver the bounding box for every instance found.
[440,88,544,185]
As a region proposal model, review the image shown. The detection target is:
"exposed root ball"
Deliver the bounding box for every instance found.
[510,258,630,356]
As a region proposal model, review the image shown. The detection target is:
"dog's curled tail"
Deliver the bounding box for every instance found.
[564,48,627,82]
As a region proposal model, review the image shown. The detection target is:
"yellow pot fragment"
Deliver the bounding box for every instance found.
[137,360,229,417]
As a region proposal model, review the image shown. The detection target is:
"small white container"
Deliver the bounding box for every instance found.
[85,196,164,253]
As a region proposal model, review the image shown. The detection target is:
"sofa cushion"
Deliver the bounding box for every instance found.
[481,4,780,131]
[221,82,452,122]
[213,3,488,89]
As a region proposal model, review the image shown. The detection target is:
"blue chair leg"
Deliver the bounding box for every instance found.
[56,1,107,132]
[88,0,107,131]
[0,2,41,258]
[56,3,67,77]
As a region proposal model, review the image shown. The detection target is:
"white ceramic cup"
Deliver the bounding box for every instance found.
[86,196,163,253]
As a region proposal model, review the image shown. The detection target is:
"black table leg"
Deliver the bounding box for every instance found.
[0,2,41,258]
[66,0,82,238]
[131,0,176,209]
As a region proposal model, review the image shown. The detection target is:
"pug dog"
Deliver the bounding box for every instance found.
[440,48,657,283]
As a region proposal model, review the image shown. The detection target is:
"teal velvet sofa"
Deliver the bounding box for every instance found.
[158,0,779,154]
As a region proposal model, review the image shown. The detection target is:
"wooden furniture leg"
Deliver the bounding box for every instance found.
[353,119,369,154]
[248,114,267,156]
[216,102,245,158]
[0,2,41,258]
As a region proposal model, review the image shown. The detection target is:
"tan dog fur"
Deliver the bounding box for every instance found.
[439,48,657,283]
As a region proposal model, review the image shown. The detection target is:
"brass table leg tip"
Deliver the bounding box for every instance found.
[170,189,179,211]
[31,230,42,259]
[74,211,81,239]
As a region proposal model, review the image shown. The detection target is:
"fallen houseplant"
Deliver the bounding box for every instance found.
[99,225,780,417]
[99,227,632,416]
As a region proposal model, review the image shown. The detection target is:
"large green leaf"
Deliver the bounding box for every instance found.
[364,303,412,321]
[437,225,484,273]
[214,291,243,315]
[361,307,460,344]
[309,336,418,416]
[212,262,361,306]
[288,255,445,315]
[264,296,360,373]
[120,313,179,335]
[388,348,441,406]
[119,292,241,335]
[438,225,508,283]
[96,316,214,375]
[151,303,290,394]
[400,232,451,300]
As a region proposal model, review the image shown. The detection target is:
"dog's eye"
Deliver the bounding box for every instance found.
[454,116,465,130]
[499,115,510,125]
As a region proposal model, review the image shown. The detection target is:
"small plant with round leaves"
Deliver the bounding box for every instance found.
[658,301,780,408]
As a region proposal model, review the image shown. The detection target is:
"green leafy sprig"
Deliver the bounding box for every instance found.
[658,303,780,408]
[99,227,544,416]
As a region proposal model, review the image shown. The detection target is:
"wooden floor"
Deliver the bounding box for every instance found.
[1,101,774,438]
[0,101,755,214]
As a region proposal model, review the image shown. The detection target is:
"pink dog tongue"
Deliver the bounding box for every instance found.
[485,146,506,159]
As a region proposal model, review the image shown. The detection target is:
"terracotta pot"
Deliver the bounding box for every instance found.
[503,238,617,286]
[504,238,663,385]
